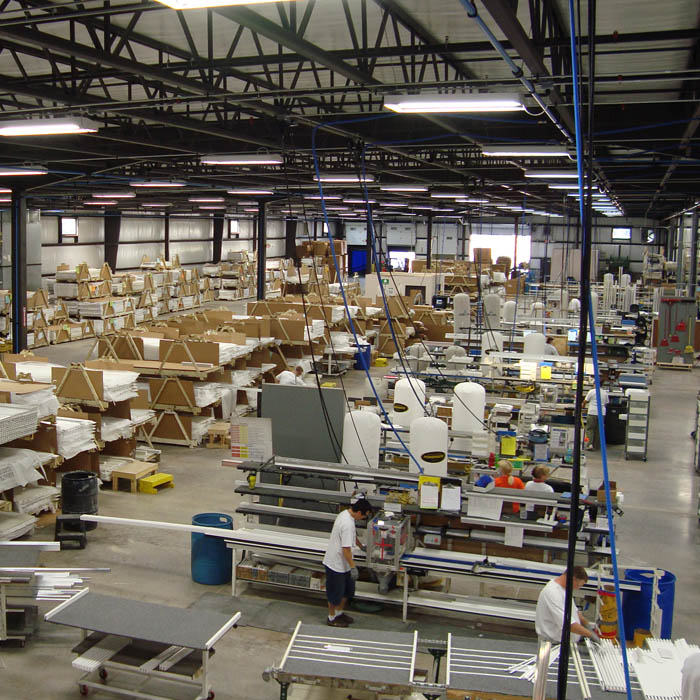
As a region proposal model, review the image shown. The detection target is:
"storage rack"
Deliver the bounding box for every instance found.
[624,389,650,461]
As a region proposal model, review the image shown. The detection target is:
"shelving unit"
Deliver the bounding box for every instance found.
[625,388,651,461]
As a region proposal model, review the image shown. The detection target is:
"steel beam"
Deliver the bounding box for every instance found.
[104,209,121,271]
[256,201,267,301]
[212,214,224,264]
[10,188,27,353]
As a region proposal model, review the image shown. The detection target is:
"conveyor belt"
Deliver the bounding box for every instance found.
[46,591,238,650]
[447,635,643,699]
[280,623,416,687]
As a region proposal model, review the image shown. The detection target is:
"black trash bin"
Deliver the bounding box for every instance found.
[61,471,99,530]
[605,398,627,445]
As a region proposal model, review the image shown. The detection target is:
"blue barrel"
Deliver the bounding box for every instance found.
[191,513,233,585]
[621,569,676,640]
[354,343,372,370]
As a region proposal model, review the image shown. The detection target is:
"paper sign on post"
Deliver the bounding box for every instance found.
[504,525,524,548]
[500,436,517,456]
[418,475,440,509]
[230,417,273,463]
[467,494,503,520]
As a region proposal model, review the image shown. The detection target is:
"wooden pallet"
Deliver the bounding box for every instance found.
[657,362,693,371]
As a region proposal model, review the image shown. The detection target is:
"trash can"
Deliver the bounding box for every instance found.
[621,569,676,640]
[61,471,98,531]
[354,343,372,370]
[191,513,233,585]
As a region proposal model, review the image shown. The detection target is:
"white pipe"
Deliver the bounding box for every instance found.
[81,514,234,538]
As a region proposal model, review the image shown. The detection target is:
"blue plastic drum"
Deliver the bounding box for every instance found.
[621,569,676,640]
[191,513,233,585]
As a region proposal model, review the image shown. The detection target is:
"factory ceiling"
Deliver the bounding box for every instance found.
[0,0,697,222]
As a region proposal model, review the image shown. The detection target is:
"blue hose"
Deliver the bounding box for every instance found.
[310,124,423,472]
[568,0,633,696]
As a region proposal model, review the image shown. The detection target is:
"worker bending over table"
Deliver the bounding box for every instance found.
[535,566,600,644]
[322,496,372,628]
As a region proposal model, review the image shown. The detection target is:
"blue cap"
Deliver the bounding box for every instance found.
[475,475,493,488]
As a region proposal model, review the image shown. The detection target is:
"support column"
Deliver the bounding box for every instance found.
[284,217,297,259]
[212,214,224,263]
[256,201,267,300]
[104,210,121,271]
[688,210,698,297]
[11,188,26,353]
[426,214,433,269]
[365,219,373,274]
[164,213,170,261]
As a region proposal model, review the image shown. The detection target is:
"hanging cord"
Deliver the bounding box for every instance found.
[310,123,423,472]
[357,160,496,436]
[354,149,431,417]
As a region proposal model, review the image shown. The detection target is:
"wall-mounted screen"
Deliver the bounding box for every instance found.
[612,227,631,241]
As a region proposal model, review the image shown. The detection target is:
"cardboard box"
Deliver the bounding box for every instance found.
[597,481,617,504]
[472,248,492,264]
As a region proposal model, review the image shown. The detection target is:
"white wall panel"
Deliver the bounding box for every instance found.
[222,239,253,256]
[266,238,285,258]
[120,217,163,242]
[43,244,104,274]
[170,240,212,264]
[117,242,162,270]
[170,218,211,240]
[385,222,414,246]
[77,217,104,243]
[41,216,59,244]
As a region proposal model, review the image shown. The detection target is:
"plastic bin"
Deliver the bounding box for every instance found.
[621,569,676,640]
[354,343,372,370]
[191,513,233,585]
[61,471,98,531]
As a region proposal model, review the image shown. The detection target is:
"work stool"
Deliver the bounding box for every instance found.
[138,473,174,495]
[54,514,88,550]
[206,422,231,449]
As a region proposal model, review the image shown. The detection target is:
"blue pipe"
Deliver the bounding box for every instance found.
[568,0,633,696]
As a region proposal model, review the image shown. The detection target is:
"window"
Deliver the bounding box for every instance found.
[645,229,655,244]
[612,227,631,241]
[228,219,239,239]
[60,217,78,242]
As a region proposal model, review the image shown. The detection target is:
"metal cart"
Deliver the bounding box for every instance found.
[45,589,240,700]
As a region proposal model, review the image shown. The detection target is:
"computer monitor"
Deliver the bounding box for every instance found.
[567,328,579,343]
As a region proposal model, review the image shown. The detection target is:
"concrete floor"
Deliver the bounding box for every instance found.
[1,316,698,699]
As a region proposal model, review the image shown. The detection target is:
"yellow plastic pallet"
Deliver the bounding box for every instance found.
[138,472,174,494]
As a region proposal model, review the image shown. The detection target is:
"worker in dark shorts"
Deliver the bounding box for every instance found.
[322,496,372,627]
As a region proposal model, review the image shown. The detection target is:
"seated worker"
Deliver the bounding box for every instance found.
[493,460,525,513]
[276,364,306,386]
[535,566,600,644]
[544,337,560,356]
[523,465,554,516]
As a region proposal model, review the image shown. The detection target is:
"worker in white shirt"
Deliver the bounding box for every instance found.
[544,337,560,356]
[523,465,554,517]
[682,652,700,700]
[322,496,372,628]
[583,386,609,450]
[276,364,306,386]
[535,566,600,644]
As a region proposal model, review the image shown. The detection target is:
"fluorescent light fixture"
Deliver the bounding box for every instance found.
[227,188,274,195]
[199,153,283,165]
[304,195,341,200]
[325,206,349,211]
[188,197,224,202]
[383,92,525,114]
[344,198,376,204]
[243,208,258,212]
[0,117,99,137]
[0,188,10,193]
[94,192,135,199]
[381,202,408,207]
[0,166,47,176]
[430,192,466,199]
[548,184,584,190]
[524,170,579,178]
[85,200,116,205]
[131,180,185,187]
[455,198,489,204]
[200,206,226,210]
[313,174,374,183]
[481,144,570,157]
[0,198,10,203]
[379,185,429,192]
[141,202,172,207]
[412,206,434,210]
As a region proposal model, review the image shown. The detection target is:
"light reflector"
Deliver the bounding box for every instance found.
[481,144,569,157]
[154,0,297,9]
[200,153,283,165]
[0,117,100,136]
[313,174,374,183]
[383,92,525,114]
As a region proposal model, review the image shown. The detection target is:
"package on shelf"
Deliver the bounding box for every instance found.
[99,455,134,481]
[0,446,45,491]
[55,416,97,459]
[0,404,40,445]
[27,289,50,309]
[100,415,134,442]
[0,289,10,314]
[0,379,59,419]
[12,484,60,515]
[0,510,37,539]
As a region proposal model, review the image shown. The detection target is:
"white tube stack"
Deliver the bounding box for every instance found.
[502,300,517,323]
[452,382,486,452]
[453,293,471,334]
[523,332,546,356]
